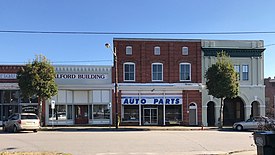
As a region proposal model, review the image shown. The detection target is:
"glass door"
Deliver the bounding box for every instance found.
[143,108,158,125]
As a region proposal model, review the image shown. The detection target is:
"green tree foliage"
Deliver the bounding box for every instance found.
[205,51,239,128]
[17,55,58,124]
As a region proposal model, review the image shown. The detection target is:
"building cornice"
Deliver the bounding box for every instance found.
[202,48,265,57]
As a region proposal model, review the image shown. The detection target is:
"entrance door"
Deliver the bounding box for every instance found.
[143,108,158,125]
[75,105,88,124]
[189,103,197,125]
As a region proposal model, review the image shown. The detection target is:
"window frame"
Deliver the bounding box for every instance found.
[234,65,240,80]
[179,63,191,81]
[182,47,189,55]
[152,63,163,81]
[154,46,160,55]
[123,62,135,81]
[242,65,249,81]
[126,46,132,55]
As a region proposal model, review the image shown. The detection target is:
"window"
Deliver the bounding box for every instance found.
[122,105,139,122]
[165,105,182,124]
[154,46,160,55]
[49,105,67,120]
[124,63,135,81]
[234,65,240,80]
[182,47,189,55]
[3,90,19,103]
[242,65,249,81]
[126,46,132,55]
[93,105,110,120]
[180,63,191,81]
[152,63,163,81]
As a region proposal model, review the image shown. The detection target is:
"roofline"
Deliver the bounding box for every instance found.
[202,39,264,42]
[113,38,201,42]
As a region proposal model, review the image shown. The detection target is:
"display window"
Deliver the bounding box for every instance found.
[165,105,182,124]
[92,104,110,120]
[122,105,139,122]
[49,105,72,120]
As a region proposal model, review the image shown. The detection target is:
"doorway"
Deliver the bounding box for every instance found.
[143,108,158,125]
[189,103,197,125]
[75,105,88,124]
[207,101,215,126]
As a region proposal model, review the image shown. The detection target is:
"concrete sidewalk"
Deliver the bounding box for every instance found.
[40,125,218,131]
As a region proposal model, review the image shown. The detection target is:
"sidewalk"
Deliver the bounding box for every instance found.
[40,125,218,131]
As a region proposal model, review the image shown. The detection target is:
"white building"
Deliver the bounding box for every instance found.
[45,65,113,126]
[201,40,265,126]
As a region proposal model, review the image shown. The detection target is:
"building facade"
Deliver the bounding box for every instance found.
[45,65,113,126]
[0,65,39,126]
[265,77,275,118]
[201,40,265,126]
[114,38,202,126]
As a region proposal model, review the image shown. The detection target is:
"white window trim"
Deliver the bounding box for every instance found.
[152,63,163,81]
[154,46,160,55]
[179,63,191,82]
[242,64,249,81]
[126,46,132,55]
[123,62,135,81]
[182,47,189,55]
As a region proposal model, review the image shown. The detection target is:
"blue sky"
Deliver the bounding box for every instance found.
[0,0,275,78]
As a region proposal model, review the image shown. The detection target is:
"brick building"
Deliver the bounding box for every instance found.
[265,77,275,118]
[113,38,202,126]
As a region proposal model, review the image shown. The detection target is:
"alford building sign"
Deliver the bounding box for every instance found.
[122,97,182,105]
[55,74,107,80]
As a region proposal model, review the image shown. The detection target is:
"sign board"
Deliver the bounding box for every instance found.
[51,100,55,109]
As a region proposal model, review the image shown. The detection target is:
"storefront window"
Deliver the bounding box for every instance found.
[2,105,19,120]
[21,105,38,114]
[20,95,38,103]
[49,105,66,120]
[3,90,19,103]
[165,105,182,124]
[123,105,139,122]
[93,105,110,119]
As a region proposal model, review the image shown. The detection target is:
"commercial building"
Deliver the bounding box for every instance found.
[201,40,265,126]
[113,38,202,126]
[264,77,275,118]
[45,65,113,126]
[0,65,39,126]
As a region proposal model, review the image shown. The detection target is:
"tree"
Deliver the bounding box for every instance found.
[17,55,58,125]
[205,51,239,129]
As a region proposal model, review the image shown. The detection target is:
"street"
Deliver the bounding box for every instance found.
[0,130,256,155]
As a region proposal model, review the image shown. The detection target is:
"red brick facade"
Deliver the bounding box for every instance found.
[265,77,275,117]
[113,38,202,126]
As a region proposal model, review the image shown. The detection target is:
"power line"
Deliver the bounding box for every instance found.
[1,30,275,35]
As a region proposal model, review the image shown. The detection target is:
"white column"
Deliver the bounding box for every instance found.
[163,93,166,126]
[139,91,142,126]
[244,105,252,120]
[202,105,208,126]
[215,106,220,126]
[260,104,266,116]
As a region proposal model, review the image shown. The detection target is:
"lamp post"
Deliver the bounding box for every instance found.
[105,43,119,129]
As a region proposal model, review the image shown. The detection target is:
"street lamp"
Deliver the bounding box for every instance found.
[105,43,119,129]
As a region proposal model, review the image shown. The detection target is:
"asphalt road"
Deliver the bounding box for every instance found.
[0,130,256,155]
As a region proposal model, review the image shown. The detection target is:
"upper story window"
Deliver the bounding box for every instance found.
[234,65,240,80]
[182,47,189,55]
[152,63,163,81]
[126,46,132,55]
[180,63,191,81]
[124,62,135,81]
[154,46,160,55]
[242,65,249,81]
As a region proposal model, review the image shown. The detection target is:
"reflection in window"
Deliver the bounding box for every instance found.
[93,105,110,119]
[123,105,139,122]
[180,63,191,81]
[165,105,181,124]
[49,105,67,120]
[242,65,249,81]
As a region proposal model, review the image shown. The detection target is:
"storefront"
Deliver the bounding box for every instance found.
[122,90,183,125]
[0,66,39,125]
[45,65,113,126]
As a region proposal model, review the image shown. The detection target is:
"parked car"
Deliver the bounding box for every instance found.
[2,113,40,133]
[233,116,271,131]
